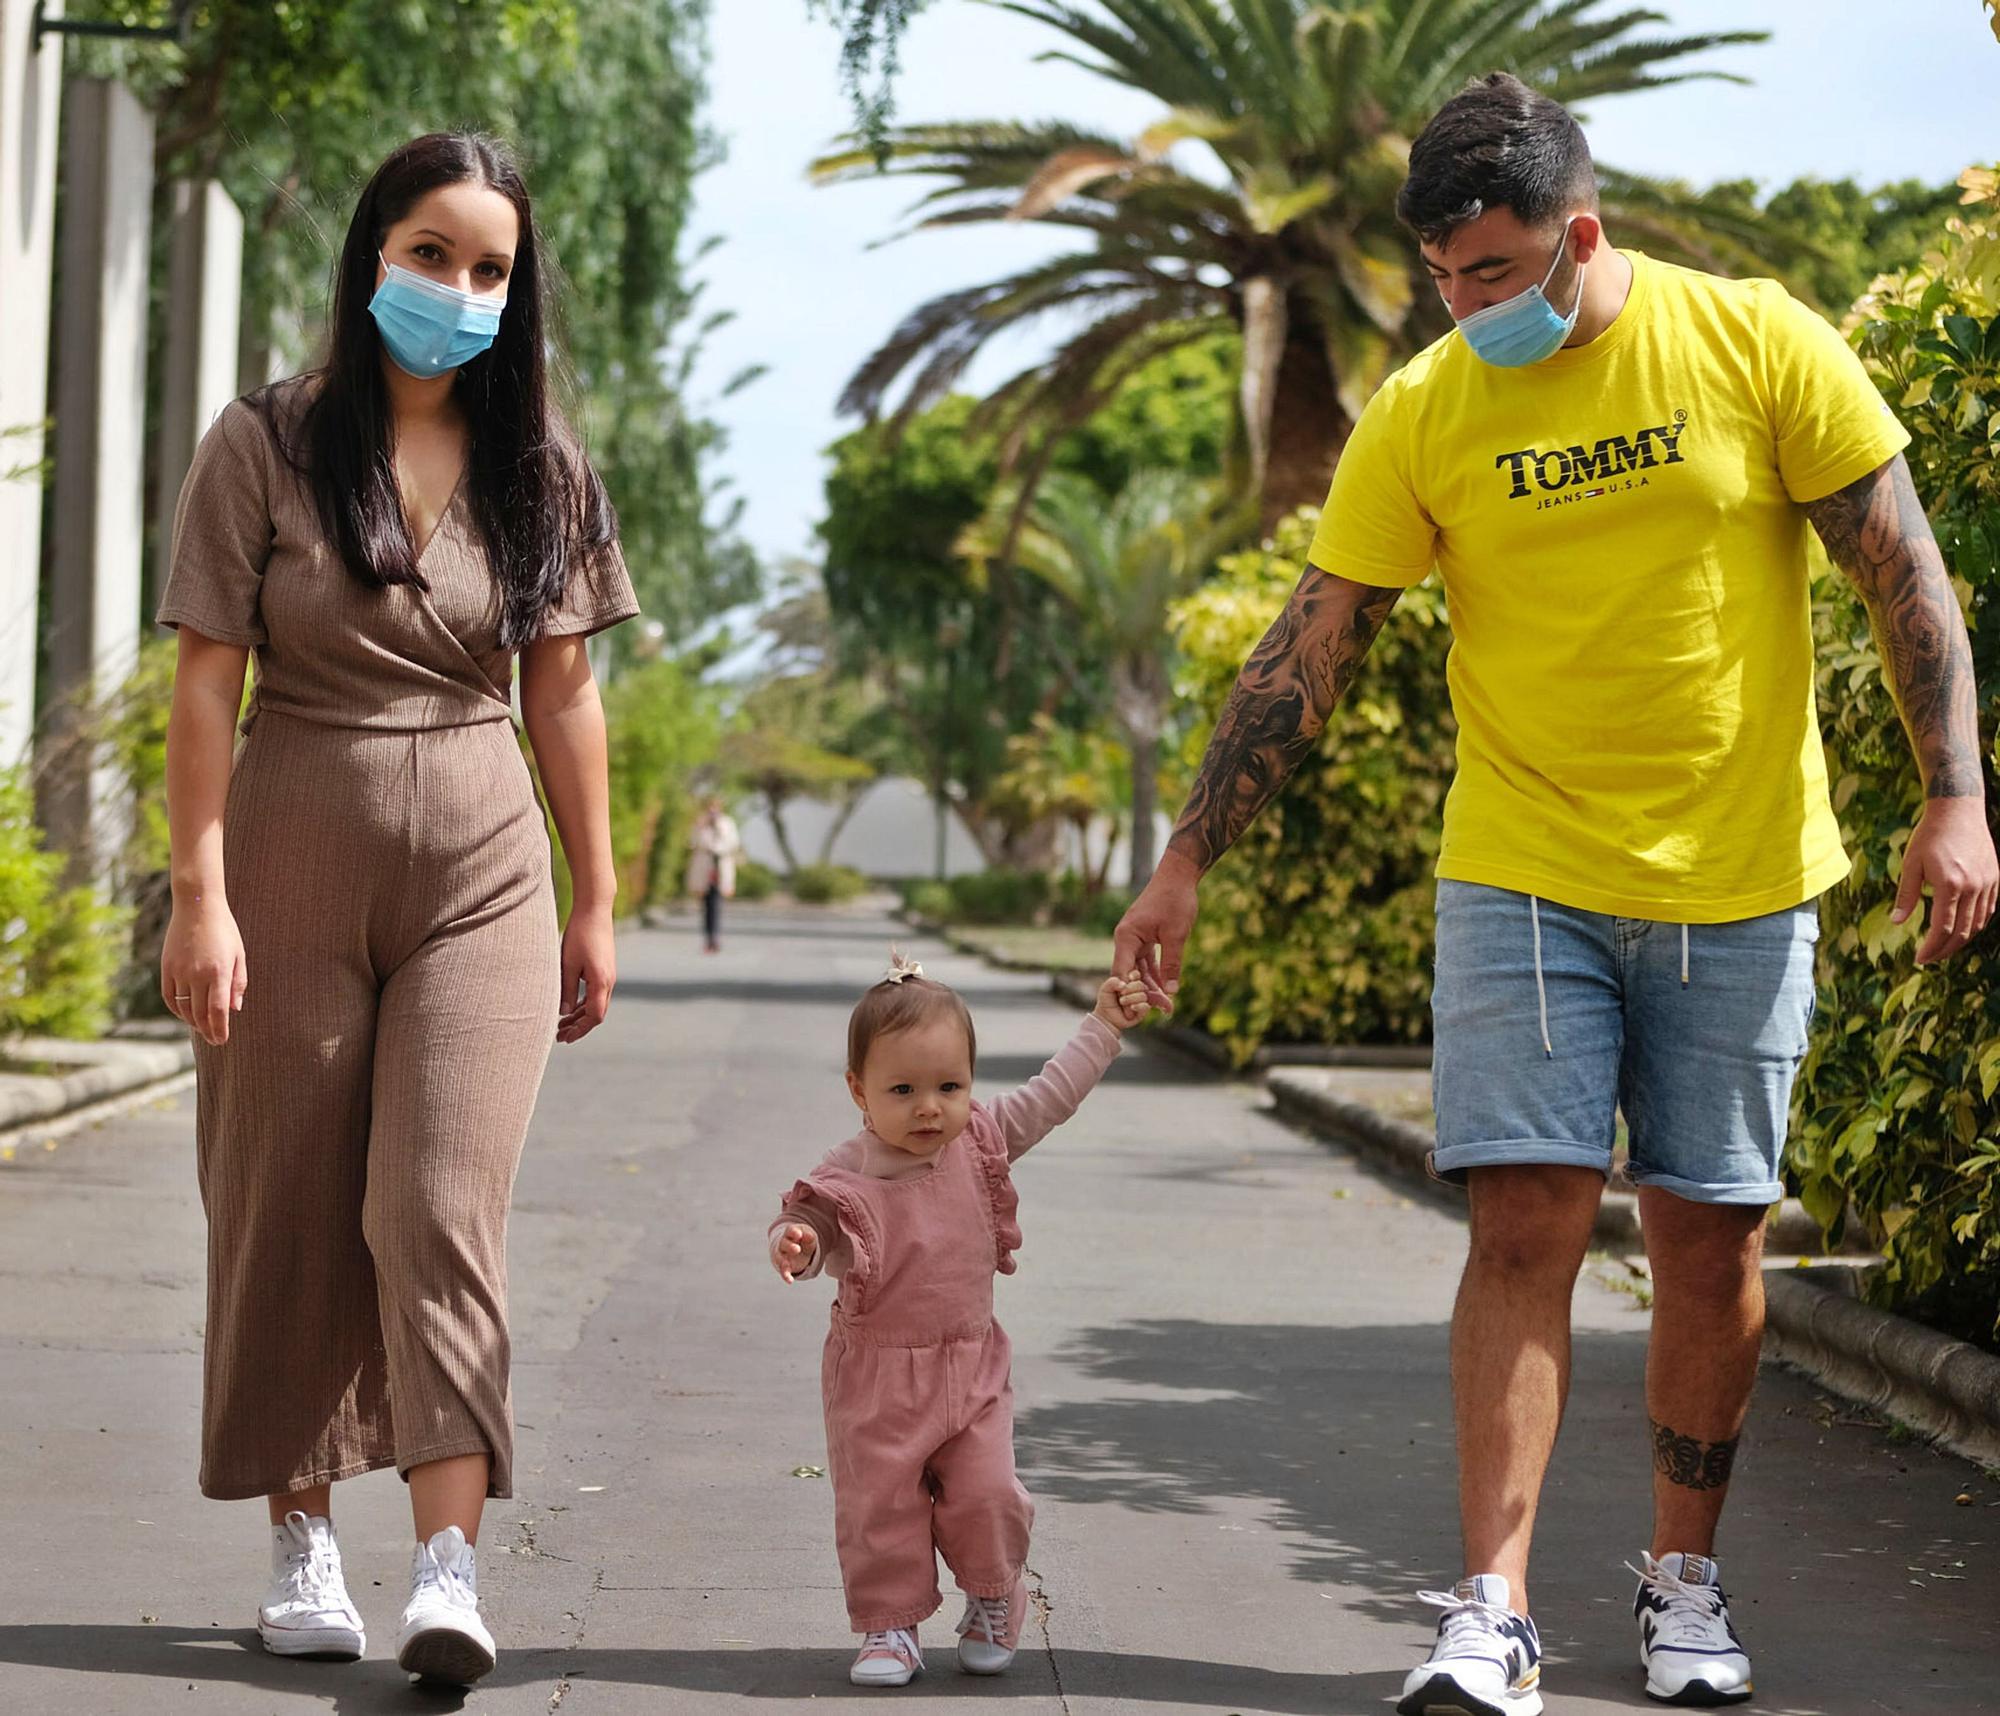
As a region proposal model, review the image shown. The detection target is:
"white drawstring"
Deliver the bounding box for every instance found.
[1680,923,1690,988]
[1529,896,1553,1058]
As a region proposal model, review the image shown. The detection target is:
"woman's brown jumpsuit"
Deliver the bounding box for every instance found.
[157,386,637,1501]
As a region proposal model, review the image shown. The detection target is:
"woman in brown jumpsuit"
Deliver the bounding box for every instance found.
[157,134,636,1687]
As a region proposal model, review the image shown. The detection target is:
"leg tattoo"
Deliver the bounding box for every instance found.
[1651,1418,1740,1491]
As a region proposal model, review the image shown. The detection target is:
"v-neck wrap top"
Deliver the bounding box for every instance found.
[157,381,640,735]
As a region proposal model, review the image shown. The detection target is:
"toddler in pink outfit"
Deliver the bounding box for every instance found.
[771,952,1149,1688]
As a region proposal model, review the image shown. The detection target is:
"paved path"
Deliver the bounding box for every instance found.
[0,904,1994,1713]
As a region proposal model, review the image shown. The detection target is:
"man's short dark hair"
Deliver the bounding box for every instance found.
[1396,72,1598,247]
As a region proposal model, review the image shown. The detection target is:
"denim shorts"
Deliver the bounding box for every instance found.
[1429,880,1820,1204]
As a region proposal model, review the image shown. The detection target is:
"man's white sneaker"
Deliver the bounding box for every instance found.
[396,1525,496,1686]
[257,1511,365,1660]
[850,1625,923,1687]
[1632,1552,1753,1705]
[955,1580,1022,1674]
[1398,1574,1544,1716]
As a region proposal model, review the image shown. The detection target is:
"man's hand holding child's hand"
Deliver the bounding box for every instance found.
[774,1222,817,1282]
[1093,971,1152,1034]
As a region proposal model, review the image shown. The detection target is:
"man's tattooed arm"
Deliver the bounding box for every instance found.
[1805,455,1983,800]
[1650,1418,1739,1492]
[1165,569,1402,874]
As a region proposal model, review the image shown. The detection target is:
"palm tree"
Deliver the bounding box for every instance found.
[960,468,1254,884]
[815,0,1782,530]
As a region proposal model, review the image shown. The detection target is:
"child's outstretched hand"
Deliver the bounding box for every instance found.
[1093,970,1152,1033]
[774,1223,817,1282]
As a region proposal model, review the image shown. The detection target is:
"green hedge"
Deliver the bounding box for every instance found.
[1167,509,1454,1063]
[1790,170,2000,1346]
[0,767,127,1041]
[792,862,869,904]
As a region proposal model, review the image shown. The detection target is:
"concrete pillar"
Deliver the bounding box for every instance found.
[0,0,64,767]
[152,178,242,612]
[41,75,154,871]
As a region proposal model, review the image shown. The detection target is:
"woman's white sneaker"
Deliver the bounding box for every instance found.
[850,1626,924,1687]
[1632,1552,1753,1705]
[397,1525,496,1686]
[258,1511,365,1659]
[1397,1575,1544,1716]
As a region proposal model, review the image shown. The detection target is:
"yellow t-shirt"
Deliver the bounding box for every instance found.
[1307,251,1909,923]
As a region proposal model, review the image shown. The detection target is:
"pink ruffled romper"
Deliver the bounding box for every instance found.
[773,1016,1121,1634]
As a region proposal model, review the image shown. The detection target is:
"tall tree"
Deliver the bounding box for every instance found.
[814,0,1785,529]
[959,468,1253,884]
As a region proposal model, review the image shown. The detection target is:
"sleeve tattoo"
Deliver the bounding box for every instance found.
[1804,456,1983,800]
[1167,569,1402,872]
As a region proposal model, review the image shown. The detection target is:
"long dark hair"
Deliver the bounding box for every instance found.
[271,131,615,650]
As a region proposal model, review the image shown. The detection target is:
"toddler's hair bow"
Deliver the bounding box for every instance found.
[882,949,925,985]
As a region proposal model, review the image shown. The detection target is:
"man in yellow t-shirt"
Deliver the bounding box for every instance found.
[1115,71,1996,1716]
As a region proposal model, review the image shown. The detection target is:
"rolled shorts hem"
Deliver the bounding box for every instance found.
[1428,1139,1615,1183]
[848,1594,942,1633]
[1622,1166,1784,1206]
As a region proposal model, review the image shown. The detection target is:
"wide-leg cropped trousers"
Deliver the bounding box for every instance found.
[193,711,560,1501]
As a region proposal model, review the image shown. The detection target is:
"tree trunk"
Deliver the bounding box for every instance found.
[764,788,801,874]
[817,783,870,865]
[1126,730,1159,890]
[1261,334,1353,537]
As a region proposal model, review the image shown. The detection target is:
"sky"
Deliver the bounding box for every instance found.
[687,0,2000,572]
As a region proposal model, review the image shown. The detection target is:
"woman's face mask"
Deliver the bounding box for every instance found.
[368,257,506,379]
[1454,217,1585,369]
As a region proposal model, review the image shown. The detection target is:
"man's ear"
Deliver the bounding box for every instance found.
[1569,210,1606,265]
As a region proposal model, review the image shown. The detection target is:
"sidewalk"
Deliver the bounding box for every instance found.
[0,905,1993,1712]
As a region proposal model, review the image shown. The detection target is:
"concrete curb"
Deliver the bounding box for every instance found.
[1763,1266,2000,1470]
[0,1033,195,1132]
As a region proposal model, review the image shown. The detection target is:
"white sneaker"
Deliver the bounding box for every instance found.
[1398,1574,1544,1716]
[850,1626,923,1687]
[1633,1552,1753,1705]
[955,1581,1022,1674]
[396,1525,496,1686]
[257,1511,365,1659]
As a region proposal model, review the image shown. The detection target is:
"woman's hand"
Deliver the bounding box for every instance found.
[161,902,248,1047]
[558,905,617,1044]
[774,1223,817,1282]
[1092,970,1152,1034]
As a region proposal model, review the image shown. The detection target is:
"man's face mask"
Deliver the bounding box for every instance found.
[1454,217,1585,368]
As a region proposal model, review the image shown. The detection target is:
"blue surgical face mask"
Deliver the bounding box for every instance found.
[368,258,506,379]
[1454,219,1584,368]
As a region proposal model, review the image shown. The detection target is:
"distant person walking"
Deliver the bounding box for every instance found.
[688,797,743,953]
[157,131,636,1687]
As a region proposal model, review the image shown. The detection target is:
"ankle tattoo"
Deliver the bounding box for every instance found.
[1650,1418,1738,1491]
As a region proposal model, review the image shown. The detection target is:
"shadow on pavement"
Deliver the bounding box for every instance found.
[615,977,1063,1013]
[0,1625,1391,1710]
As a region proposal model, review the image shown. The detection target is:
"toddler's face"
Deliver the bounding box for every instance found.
[848,1018,974,1157]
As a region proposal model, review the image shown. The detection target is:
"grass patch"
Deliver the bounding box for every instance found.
[953,925,1117,976]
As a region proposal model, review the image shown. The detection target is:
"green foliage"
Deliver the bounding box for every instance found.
[734,857,780,902]
[902,878,955,921]
[939,870,1053,926]
[587,658,721,918]
[1689,177,1963,314]
[791,862,869,904]
[804,0,936,157]
[820,344,1239,857]
[1790,168,2000,1347]
[0,769,128,1041]
[1170,509,1455,1063]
